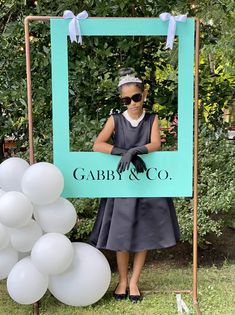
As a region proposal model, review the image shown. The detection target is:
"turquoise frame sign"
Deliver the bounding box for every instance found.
[50,18,195,197]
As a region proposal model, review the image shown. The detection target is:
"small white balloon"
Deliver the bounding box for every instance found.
[49,242,111,306]
[0,222,10,250]
[0,191,33,228]
[0,245,18,280]
[21,162,64,205]
[7,257,48,304]
[34,198,77,234]
[31,233,74,275]
[10,219,43,252]
[0,157,29,192]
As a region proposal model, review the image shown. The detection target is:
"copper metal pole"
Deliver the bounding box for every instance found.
[33,301,39,315]
[24,15,49,315]
[24,15,66,315]
[24,17,34,164]
[192,17,202,315]
[24,16,63,165]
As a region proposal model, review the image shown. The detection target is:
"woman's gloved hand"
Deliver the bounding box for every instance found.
[116,146,148,173]
[111,147,126,156]
[131,155,147,173]
[111,146,147,173]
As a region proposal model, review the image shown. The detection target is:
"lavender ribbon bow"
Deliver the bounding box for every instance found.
[159,12,187,49]
[63,10,89,45]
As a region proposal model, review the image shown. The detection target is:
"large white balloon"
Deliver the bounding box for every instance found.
[0,191,33,228]
[0,157,29,192]
[31,233,74,275]
[49,242,111,306]
[0,245,18,280]
[21,162,64,205]
[34,198,77,234]
[7,257,48,304]
[10,219,43,252]
[0,222,10,250]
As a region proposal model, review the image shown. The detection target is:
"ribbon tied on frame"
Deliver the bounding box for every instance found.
[159,12,187,49]
[63,10,89,45]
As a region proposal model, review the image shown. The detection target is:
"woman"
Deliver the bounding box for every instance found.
[89,68,180,303]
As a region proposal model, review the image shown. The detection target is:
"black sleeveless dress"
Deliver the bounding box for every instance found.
[89,113,180,252]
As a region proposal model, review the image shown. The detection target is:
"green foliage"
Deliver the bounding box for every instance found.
[176,128,235,243]
[70,109,106,152]
[0,0,234,244]
[67,197,99,241]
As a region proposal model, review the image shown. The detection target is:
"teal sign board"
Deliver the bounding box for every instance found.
[50,18,195,197]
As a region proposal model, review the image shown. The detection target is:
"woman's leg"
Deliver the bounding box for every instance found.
[115,251,129,294]
[129,250,148,295]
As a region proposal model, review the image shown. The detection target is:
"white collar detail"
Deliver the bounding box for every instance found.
[122,110,145,127]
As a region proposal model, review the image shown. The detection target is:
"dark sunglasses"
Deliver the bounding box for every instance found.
[120,93,143,106]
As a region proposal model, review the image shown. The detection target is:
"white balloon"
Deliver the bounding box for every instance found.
[21,162,64,205]
[31,233,74,275]
[0,245,18,280]
[0,157,29,192]
[10,219,43,252]
[7,257,48,304]
[0,191,33,228]
[49,242,111,306]
[34,198,77,234]
[0,222,10,250]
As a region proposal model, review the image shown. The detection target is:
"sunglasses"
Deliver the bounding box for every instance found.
[120,93,143,106]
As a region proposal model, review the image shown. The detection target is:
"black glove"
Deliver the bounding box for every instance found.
[111,146,126,155]
[132,155,147,173]
[111,146,147,173]
[117,146,148,173]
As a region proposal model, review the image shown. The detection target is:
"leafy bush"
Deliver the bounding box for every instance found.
[67,198,99,242]
[176,127,235,243]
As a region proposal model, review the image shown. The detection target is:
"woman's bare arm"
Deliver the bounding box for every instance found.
[93,114,160,154]
[145,115,161,152]
[93,116,115,153]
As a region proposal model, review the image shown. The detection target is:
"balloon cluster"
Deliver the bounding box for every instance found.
[0,157,111,306]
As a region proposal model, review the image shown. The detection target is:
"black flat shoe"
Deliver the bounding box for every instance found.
[129,294,143,303]
[113,290,128,301]
[113,285,128,301]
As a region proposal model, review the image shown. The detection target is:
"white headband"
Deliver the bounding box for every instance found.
[118,74,142,88]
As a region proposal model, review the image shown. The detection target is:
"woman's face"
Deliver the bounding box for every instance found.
[120,84,147,116]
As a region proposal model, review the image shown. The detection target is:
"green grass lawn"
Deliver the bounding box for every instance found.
[0,260,234,315]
